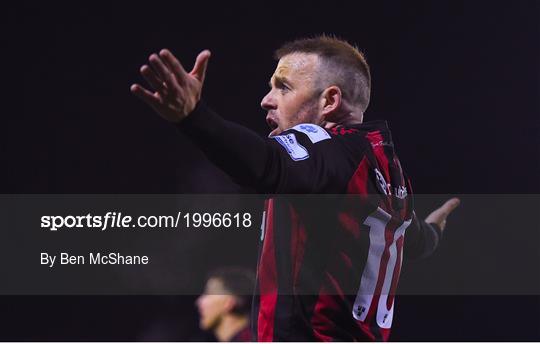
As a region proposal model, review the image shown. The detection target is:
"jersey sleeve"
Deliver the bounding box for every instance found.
[177,101,348,193]
[403,212,443,259]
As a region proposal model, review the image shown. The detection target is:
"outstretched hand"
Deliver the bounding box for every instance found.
[425,197,460,231]
[131,49,211,122]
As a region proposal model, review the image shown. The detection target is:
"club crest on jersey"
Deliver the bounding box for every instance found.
[355,305,367,317]
[274,133,309,161]
[291,123,331,143]
[374,168,391,196]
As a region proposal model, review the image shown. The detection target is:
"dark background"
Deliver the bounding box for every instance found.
[4,0,540,341]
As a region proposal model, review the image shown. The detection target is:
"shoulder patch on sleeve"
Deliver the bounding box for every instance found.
[291,123,331,143]
[274,133,309,161]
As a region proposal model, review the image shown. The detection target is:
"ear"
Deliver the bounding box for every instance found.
[320,86,343,122]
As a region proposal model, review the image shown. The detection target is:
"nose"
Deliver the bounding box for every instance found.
[195,295,203,308]
[261,90,276,111]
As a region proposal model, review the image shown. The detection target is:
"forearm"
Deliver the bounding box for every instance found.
[177,101,278,192]
[404,214,443,259]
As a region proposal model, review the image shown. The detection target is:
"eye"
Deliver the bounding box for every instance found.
[279,84,290,94]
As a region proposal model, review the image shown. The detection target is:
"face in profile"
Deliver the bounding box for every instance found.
[195,277,235,330]
[261,53,324,136]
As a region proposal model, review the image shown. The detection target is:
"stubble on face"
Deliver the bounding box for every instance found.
[267,53,323,136]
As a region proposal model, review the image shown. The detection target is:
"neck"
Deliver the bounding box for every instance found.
[214,314,248,342]
[323,118,363,129]
[322,111,363,129]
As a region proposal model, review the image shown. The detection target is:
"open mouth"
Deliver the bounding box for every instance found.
[266,117,279,131]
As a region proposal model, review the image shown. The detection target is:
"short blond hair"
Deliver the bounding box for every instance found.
[275,35,371,112]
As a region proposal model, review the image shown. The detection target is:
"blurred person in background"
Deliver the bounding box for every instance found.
[196,267,255,342]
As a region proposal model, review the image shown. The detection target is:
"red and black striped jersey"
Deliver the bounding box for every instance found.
[179,102,442,342]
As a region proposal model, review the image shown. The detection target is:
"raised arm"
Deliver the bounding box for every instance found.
[130,50,342,193]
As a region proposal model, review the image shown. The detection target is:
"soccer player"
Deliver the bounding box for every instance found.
[131,36,460,341]
[196,267,255,342]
